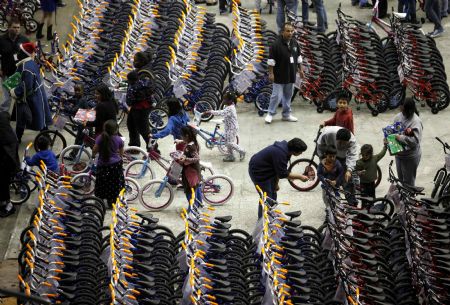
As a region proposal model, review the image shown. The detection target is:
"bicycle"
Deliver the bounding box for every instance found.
[288,127,382,191]
[431,137,450,198]
[9,143,39,205]
[188,109,239,155]
[71,159,140,203]
[137,142,234,210]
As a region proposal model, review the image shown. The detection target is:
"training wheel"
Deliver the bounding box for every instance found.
[431,107,439,114]
[258,110,265,117]
[316,107,324,113]
[371,110,379,117]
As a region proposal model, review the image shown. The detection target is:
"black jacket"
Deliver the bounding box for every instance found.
[249,141,291,182]
[0,33,29,77]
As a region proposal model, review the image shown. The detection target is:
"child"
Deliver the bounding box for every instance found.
[355,143,387,199]
[206,91,246,162]
[322,91,354,134]
[92,120,125,208]
[317,146,344,206]
[176,126,202,207]
[26,136,59,174]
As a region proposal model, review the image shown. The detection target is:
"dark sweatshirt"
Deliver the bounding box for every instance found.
[355,146,387,183]
[249,141,291,182]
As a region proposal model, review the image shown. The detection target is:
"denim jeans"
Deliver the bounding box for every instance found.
[250,177,278,218]
[268,83,294,117]
[0,78,12,113]
[276,0,299,32]
[312,0,327,32]
[399,0,417,21]
[425,0,443,30]
[301,0,309,22]
[441,0,448,15]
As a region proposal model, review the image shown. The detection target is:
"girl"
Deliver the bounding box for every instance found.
[36,0,57,40]
[206,91,246,162]
[392,98,423,187]
[93,120,125,208]
[151,98,189,151]
[87,83,118,137]
[177,126,202,207]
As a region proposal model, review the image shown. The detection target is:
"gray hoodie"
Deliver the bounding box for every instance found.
[316,126,359,171]
[393,113,423,158]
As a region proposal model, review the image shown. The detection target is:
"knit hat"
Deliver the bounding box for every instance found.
[19,42,37,57]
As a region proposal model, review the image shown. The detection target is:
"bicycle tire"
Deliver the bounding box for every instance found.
[369,197,395,218]
[124,160,155,182]
[72,173,95,195]
[34,130,67,157]
[202,174,234,205]
[124,177,140,202]
[60,145,91,174]
[25,19,38,33]
[122,146,147,167]
[431,168,446,198]
[149,107,169,130]
[193,100,215,122]
[255,91,271,113]
[9,180,30,205]
[139,180,173,211]
[288,159,320,191]
[375,165,382,187]
[217,134,239,155]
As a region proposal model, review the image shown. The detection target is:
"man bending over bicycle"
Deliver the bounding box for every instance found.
[249,138,309,218]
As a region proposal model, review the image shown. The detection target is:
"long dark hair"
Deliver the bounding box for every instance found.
[99,120,119,162]
[401,97,419,119]
[167,97,183,117]
[95,83,118,112]
[181,126,199,150]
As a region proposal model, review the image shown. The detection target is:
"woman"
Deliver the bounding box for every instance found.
[393,98,423,187]
[10,42,52,143]
[36,0,56,40]
[92,120,125,208]
[0,112,20,217]
[150,98,189,151]
[87,83,118,137]
[126,51,153,148]
[177,126,202,207]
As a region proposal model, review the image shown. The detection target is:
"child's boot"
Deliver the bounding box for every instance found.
[223,154,235,162]
[36,23,44,39]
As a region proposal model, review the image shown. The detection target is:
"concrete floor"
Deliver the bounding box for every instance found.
[0,0,449,266]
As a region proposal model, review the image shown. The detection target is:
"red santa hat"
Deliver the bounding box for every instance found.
[19,42,37,57]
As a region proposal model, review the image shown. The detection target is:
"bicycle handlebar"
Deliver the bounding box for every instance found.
[435,137,450,153]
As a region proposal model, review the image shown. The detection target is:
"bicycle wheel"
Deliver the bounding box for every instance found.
[193,100,215,122]
[34,130,67,157]
[124,177,140,202]
[124,160,155,182]
[9,180,30,205]
[71,173,95,195]
[431,169,446,198]
[218,135,239,155]
[202,174,234,205]
[139,180,173,211]
[375,165,382,188]
[123,146,147,167]
[149,107,169,130]
[288,159,320,191]
[60,145,91,174]
[369,197,395,218]
[255,91,271,113]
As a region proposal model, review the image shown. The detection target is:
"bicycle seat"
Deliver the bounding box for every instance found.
[209,258,227,266]
[138,273,156,283]
[288,269,307,278]
[279,239,298,248]
[212,279,231,288]
[283,247,301,256]
[212,231,229,238]
[58,290,76,300]
[290,284,311,294]
[285,232,304,240]
[284,220,302,228]
[420,197,441,205]
[210,270,229,279]
[136,244,154,253]
[199,161,213,169]
[285,210,302,219]
[289,276,308,286]
[139,289,156,297]
[284,225,303,234]
[215,215,232,223]
[214,222,231,230]
[286,253,306,263]
[210,119,223,125]
[215,293,234,302]
[136,213,158,224]
[139,298,160,305]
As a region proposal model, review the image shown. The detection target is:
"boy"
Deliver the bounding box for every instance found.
[355,143,387,199]
[26,136,59,173]
[317,146,344,206]
[321,91,354,134]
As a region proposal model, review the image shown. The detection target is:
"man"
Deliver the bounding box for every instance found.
[249,138,309,218]
[425,0,445,37]
[311,0,327,32]
[316,126,359,183]
[266,23,302,124]
[0,19,29,113]
[276,0,299,32]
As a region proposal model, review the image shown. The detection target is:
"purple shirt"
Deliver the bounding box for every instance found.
[95,135,124,166]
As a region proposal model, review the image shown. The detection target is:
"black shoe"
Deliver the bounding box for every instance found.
[57,2,66,7]
[47,25,53,41]
[309,2,314,9]
[0,205,16,218]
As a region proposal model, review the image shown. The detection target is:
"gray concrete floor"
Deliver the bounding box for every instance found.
[1,0,449,263]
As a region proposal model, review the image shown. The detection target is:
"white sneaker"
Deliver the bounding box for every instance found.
[265,114,273,124]
[282,115,298,122]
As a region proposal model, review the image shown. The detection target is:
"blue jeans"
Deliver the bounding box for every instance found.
[276,0,299,32]
[425,0,443,30]
[268,83,294,117]
[250,177,278,218]
[301,0,309,22]
[399,0,417,20]
[312,0,327,32]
